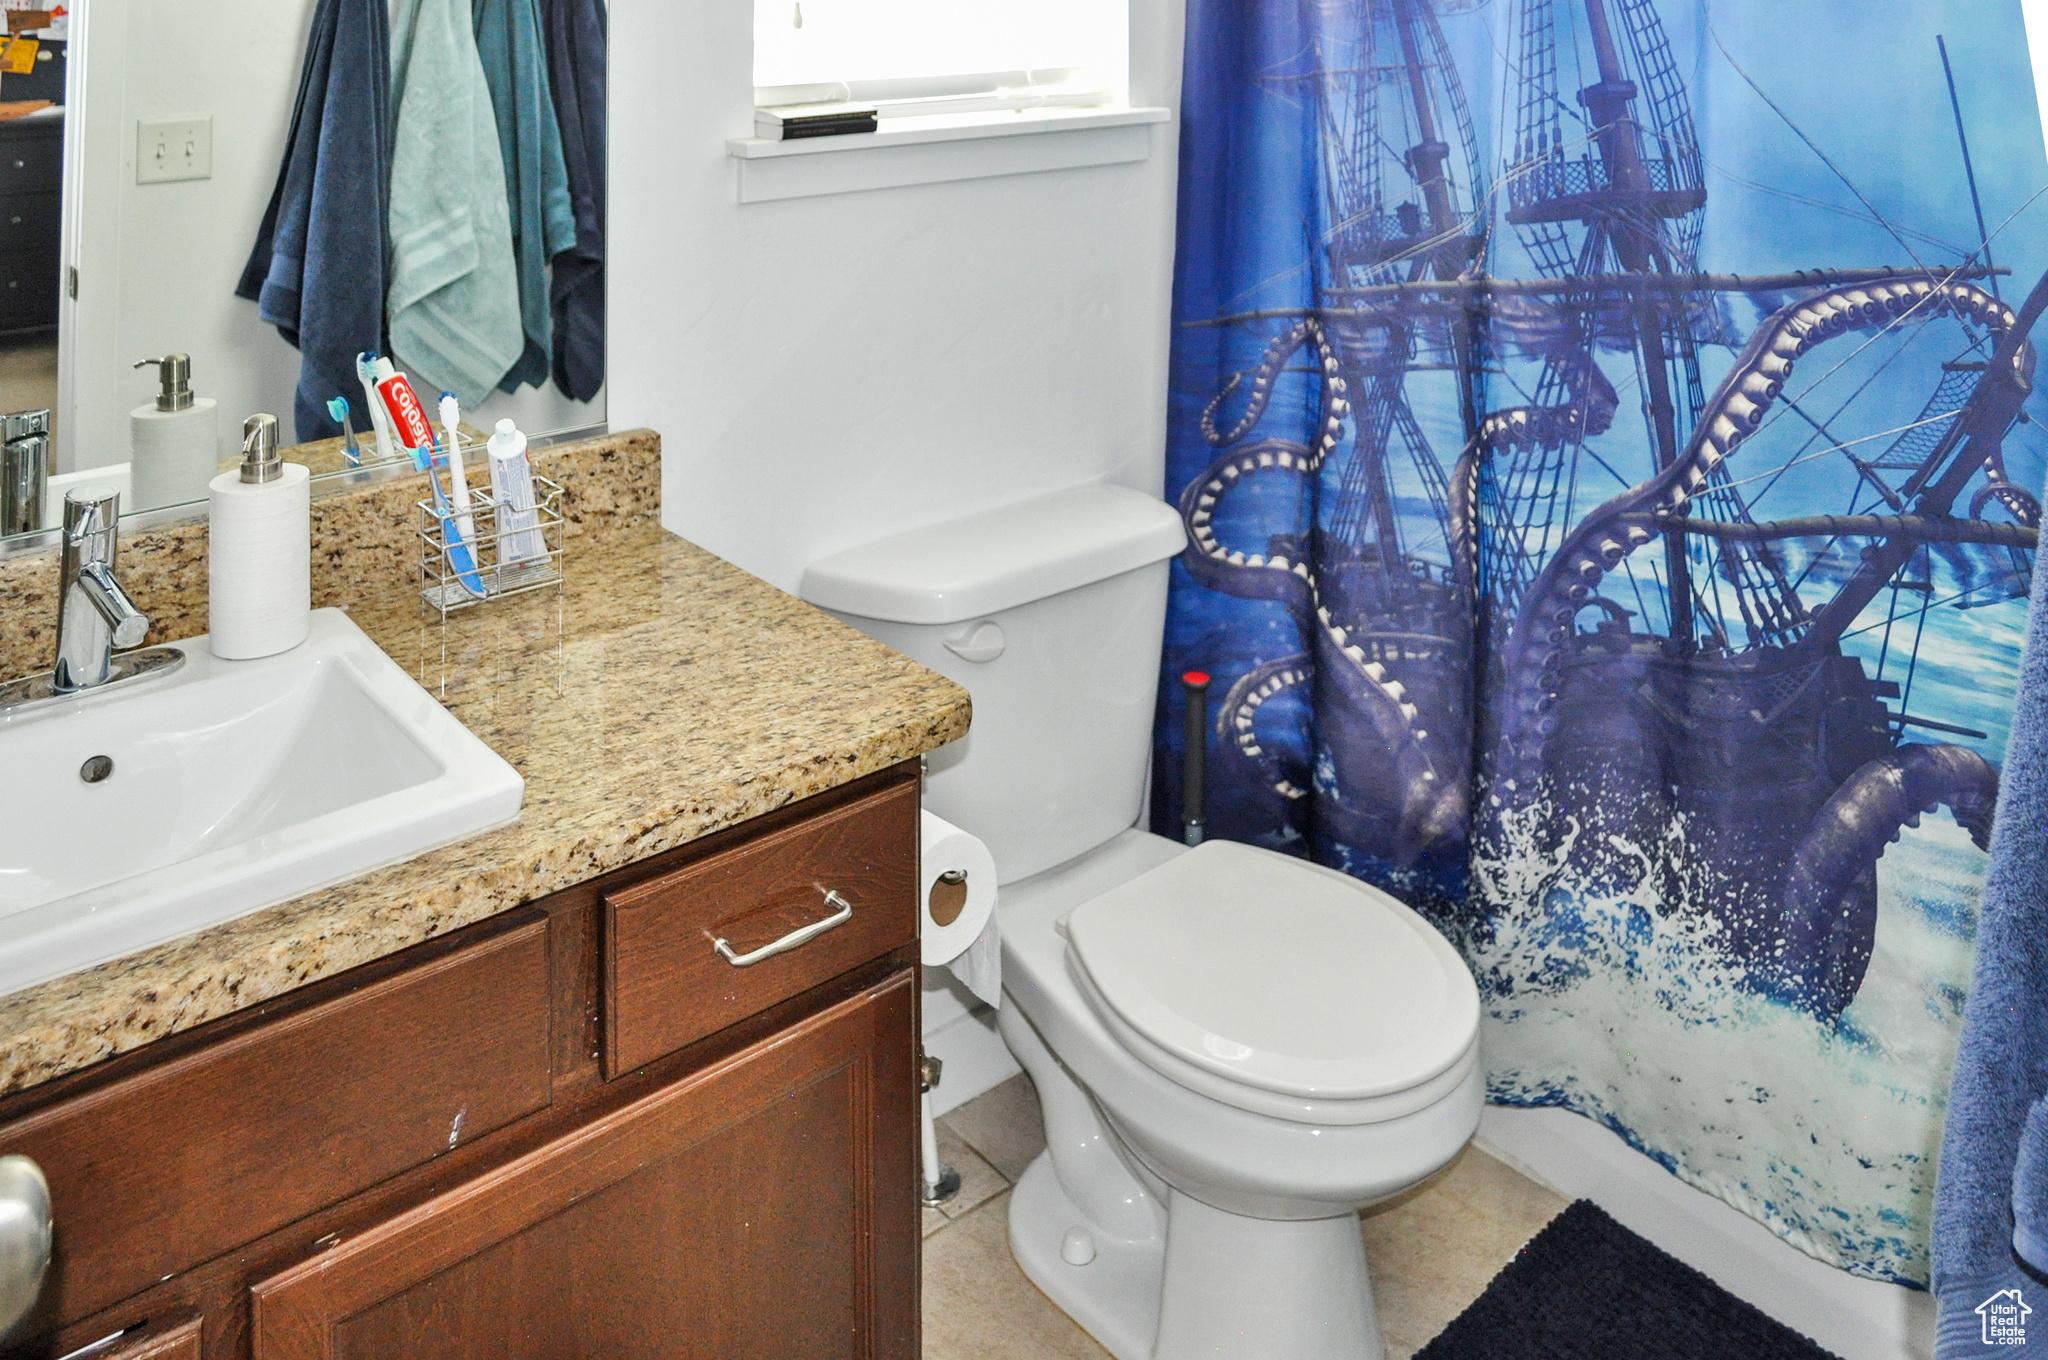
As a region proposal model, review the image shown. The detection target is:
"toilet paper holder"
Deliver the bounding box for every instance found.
[928,869,969,927]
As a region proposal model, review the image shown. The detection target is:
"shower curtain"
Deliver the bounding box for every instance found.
[1152,0,2048,1285]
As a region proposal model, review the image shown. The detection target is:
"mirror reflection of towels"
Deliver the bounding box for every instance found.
[473,0,575,395]
[387,0,524,409]
[236,0,389,444]
[538,0,604,402]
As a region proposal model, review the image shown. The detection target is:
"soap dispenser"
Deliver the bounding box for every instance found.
[207,413,310,660]
[129,353,220,512]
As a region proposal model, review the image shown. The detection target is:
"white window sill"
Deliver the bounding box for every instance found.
[726,105,1171,203]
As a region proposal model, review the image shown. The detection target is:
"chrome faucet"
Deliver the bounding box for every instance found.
[0,487,183,715]
[0,409,47,536]
[53,489,149,690]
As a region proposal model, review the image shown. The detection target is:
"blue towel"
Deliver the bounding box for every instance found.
[236,0,389,444]
[1934,479,2048,1353]
[539,0,604,402]
[387,0,525,407]
[2014,1098,2048,1275]
[473,0,576,393]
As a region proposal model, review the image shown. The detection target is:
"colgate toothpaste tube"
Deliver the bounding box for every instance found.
[370,357,484,598]
[372,357,439,462]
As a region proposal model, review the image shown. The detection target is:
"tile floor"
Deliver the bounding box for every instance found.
[922,1074,1571,1360]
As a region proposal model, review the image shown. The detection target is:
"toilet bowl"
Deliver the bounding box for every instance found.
[799,484,1483,1360]
[996,830,1480,1360]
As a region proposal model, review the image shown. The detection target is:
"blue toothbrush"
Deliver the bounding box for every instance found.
[428,436,483,593]
[327,396,362,467]
[424,443,487,599]
[402,430,485,599]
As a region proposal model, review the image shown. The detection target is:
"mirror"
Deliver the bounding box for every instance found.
[0,0,606,541]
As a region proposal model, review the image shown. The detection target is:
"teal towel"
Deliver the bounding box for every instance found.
[388,0,523,407]
[473,0,575,393]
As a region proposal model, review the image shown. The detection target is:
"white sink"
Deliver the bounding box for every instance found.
[0,608,524,996]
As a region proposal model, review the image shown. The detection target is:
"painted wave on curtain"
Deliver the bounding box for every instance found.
[1152,0,2048,1283]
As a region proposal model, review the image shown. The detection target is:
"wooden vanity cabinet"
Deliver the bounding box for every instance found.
[0,763,922,1360]
[252,979,911,1360]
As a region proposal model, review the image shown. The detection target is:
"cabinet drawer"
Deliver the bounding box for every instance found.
[0,245,57,331]
[0,916,553,1329]
[0,127,59,195]
[604,779,918,1075]
[0,192,56,255]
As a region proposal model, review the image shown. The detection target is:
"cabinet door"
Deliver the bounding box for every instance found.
[251,969,917,1360]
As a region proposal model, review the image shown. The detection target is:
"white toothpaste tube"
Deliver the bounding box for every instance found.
[486,418,546,563]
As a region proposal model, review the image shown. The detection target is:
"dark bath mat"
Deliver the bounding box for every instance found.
[1415,1199,1844,1359]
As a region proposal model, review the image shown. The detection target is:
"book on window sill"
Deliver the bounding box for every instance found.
[754,107,879,140]
[754,85,1114,142]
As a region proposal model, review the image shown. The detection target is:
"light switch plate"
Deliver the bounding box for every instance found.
[136,117,211,184]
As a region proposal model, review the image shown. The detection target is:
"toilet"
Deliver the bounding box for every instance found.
[801,484,1482,1360]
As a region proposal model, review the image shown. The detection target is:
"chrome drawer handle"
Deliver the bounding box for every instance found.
[713,890,853,968]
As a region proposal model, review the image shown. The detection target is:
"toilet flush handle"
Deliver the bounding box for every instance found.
[943,620,1005,664]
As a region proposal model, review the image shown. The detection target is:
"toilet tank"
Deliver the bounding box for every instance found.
[800,485,1187,884]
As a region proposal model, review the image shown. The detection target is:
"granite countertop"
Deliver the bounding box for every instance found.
[0,433,970,1097]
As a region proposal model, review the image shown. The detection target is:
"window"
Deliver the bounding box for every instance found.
[734,0,1161,204]
[752,0,1128,116]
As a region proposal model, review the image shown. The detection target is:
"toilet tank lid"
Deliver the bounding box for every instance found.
[798,484,1187,624]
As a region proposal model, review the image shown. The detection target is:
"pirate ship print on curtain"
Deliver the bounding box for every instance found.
[1154,0,2048,1283]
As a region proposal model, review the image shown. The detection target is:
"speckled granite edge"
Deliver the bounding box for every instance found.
[0,428,662,683]
[0,699,963,1098]
[0,433,975,1097]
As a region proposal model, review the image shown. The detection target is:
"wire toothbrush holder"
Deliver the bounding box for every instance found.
[417,469,565,616]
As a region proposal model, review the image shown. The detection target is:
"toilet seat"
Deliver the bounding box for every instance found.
[1063,840,1480,1126]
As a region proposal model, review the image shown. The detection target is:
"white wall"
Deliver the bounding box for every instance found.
[58,0,602,484]
[607,0,1185,593]
[922,971,1018,1117]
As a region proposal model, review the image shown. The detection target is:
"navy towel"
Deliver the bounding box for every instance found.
[1934,473,2048,1354]
[237,0,390,445]
[539,0,604,402]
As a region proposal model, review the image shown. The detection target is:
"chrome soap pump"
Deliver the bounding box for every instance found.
[130,351,220,512]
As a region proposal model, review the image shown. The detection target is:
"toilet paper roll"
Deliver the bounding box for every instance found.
[949,919,1001,1012]
[921,810,997,971]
